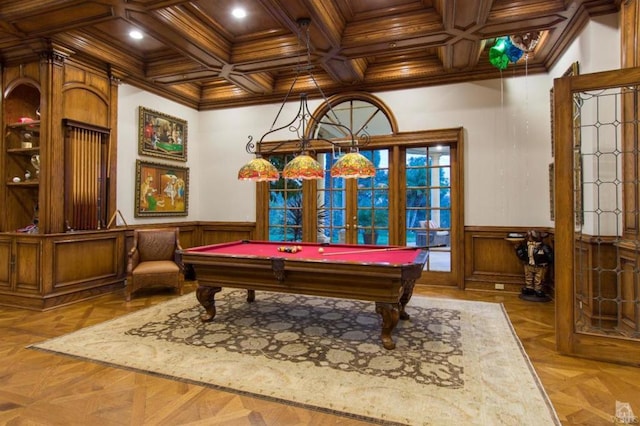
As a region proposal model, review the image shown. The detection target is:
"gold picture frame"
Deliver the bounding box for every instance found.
[138,106,187,162]
[135,160,189,217]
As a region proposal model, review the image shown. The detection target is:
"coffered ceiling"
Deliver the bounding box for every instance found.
[0,0,620,110]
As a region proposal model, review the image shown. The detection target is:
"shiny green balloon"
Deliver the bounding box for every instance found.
[489,37,509,70]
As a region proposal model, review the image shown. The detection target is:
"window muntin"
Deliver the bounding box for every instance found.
[268,154,303,242]
[406,146,451,271]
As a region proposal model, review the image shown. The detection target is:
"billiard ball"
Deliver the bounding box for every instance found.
[318,247,324,253]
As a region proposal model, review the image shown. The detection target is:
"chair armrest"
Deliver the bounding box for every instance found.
[127,247,140,274]
[174,249,185,272]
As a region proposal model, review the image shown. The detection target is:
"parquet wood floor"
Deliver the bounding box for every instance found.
[1,281,638,425]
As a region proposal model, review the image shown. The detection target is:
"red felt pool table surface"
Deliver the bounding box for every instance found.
[183,240,423,265]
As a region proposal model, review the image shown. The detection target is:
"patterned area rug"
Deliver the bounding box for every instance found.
[30,289,559,425]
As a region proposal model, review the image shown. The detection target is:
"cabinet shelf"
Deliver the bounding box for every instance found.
[7,147,39,156]
[6,120,41,130]
[6,180,39,187]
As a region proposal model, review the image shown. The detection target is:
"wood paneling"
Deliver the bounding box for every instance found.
[0,230,126,311]
[575,237,618,328]
[464,226,554,293]
[52,235,122,286]
[0,238,10,288]
[62,62,112,127]
[619,244,640,333]
[14,238,40,293]
[199,222,255,245]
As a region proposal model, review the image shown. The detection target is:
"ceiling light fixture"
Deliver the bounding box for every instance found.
[129,29,144,40]
[232,8,247,19]
[237,18,375,182]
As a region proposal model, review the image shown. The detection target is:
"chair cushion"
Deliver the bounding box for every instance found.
[132,260,180,275]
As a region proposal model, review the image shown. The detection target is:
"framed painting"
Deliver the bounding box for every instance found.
[138,107,187,161]
[135,160,189,217]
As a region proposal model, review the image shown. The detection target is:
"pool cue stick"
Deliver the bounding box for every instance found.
[321,246,418,256]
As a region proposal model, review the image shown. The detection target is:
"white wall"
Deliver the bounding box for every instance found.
[116,13,620,227]
[551,13,620,77]
[378,75,553,226]
[197,101,309,222]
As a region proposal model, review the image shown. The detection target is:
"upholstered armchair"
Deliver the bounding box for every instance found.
[126,228,184,301]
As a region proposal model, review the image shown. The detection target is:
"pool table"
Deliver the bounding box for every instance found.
[180,240,429,350]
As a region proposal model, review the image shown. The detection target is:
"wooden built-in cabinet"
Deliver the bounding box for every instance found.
[0,46,123,309]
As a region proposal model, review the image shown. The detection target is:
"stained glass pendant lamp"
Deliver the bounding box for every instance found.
[237,157,279,182]
[330,151,376,178]
[236,18,374,182]
[282,152,324,180]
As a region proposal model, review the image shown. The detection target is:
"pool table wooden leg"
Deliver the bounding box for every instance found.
[375,302,400,350]
[247,289,255,303]
[196,285,221,322]
[399,280,417,320]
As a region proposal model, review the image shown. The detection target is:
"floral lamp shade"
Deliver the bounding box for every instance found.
[282,153,324,180]
[330,152,375,178]
[237,157,279,182]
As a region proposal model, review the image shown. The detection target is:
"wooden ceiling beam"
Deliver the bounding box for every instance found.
[301,0,366,84]
[434,0,493,70]
[132,6,274,94]
[254,0,365,85]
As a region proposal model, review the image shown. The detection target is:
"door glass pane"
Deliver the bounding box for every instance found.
[317,153,347,243]
[267,154,303,242]
[406,146,451,271]
[357,149,389,245]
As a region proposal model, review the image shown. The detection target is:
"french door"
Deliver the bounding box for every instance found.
[317,149,390,245]
[258,134,460,284]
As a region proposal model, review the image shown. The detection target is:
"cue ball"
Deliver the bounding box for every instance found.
[318,247,324,253]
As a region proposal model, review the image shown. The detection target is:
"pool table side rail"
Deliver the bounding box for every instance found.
[180,250,428,304]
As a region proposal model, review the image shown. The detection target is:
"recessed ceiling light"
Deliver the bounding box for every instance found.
[232,8,247,19]
[129,30,144,40]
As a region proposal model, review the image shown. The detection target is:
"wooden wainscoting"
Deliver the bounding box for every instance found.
[619,242,640,334]
[463,226,555,294]
[575,235,619,328]
[198,221,256,245]
[0,229,126,310]
[0,222,256,311]
[120,221,254,250]
[3,222,574,310]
